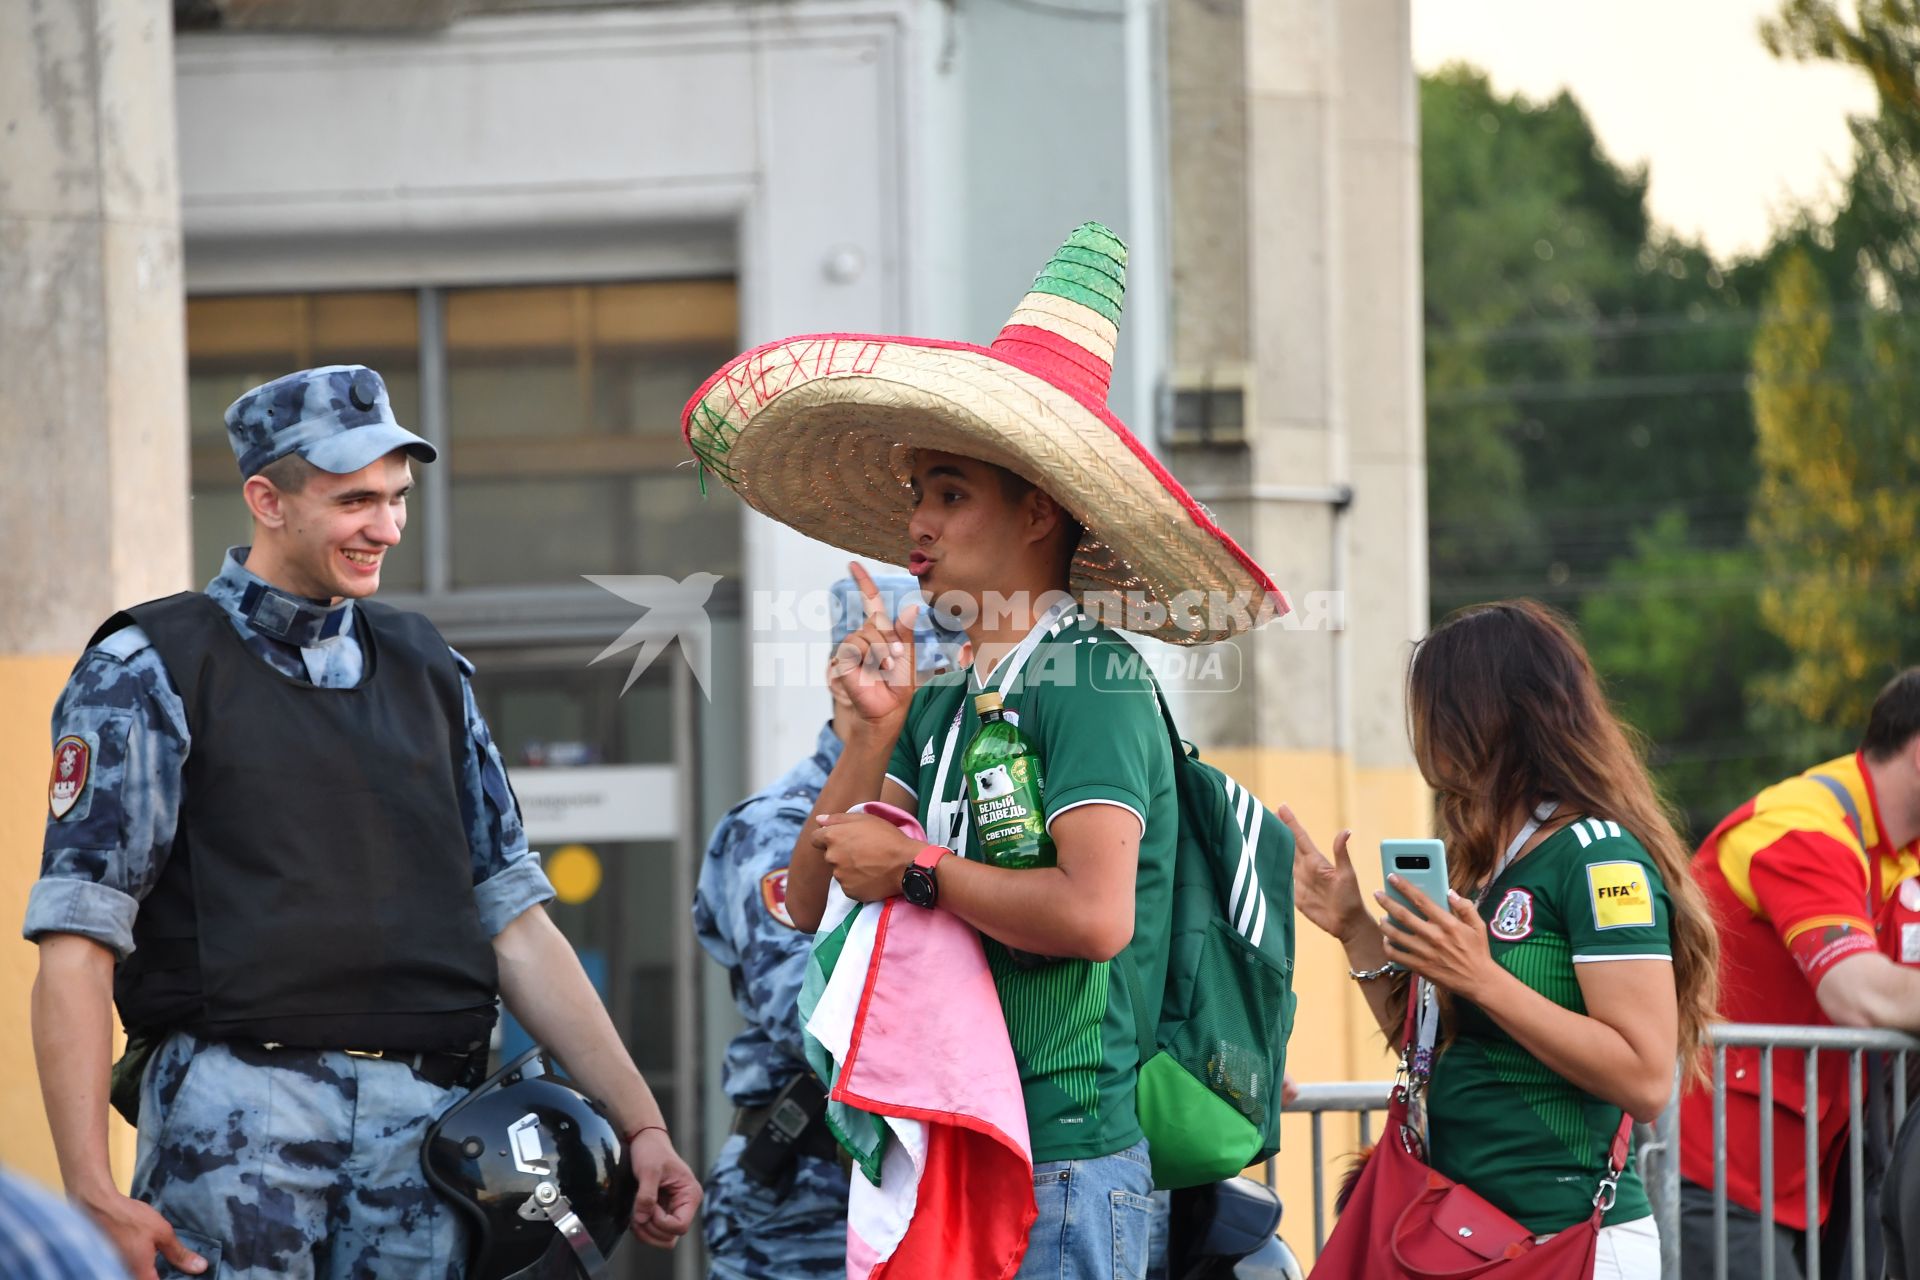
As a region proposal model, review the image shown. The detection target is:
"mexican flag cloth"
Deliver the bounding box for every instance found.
[800,802,1037,1280]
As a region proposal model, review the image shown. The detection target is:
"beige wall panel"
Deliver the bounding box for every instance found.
[0,657,138,1185]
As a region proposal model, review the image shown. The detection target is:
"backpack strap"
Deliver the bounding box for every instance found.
[1125,685,1186,1069]
[1149,686,1191,768]
[1123,948,1157,1068]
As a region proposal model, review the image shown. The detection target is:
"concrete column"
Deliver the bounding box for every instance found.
[1165,0,1427,1250]
[0,0,190,1184]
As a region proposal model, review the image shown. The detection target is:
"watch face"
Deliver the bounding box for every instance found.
[902,866,936,908]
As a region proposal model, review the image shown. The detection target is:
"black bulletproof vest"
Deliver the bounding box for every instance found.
[109,592,498,1052]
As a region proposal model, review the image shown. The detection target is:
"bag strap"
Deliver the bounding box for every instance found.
[1124,949,1157,1066]
[1128,682,1186,1068]
[1586,1114,1635,1223]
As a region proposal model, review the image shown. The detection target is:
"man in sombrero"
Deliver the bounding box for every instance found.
[682,223,1281,1278]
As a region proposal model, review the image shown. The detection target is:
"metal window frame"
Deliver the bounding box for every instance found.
[185,266,737,1280]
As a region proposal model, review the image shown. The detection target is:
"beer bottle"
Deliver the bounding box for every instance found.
[963,691,1056,870]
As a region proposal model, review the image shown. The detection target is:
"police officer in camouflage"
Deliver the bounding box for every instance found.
[26,366,703,1280]
[693,575,963,1280]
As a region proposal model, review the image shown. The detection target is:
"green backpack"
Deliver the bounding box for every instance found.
[1128,690,1298,1189]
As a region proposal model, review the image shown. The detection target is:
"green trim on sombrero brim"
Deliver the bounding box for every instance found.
[685,398,744,484]
[1029,265,1123,324]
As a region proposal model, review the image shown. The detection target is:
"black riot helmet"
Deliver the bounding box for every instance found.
[1169,1176,1306,1280]
[423,1047,638,1280]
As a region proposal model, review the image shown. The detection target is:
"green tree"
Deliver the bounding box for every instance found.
[1742,2,1920,730]
[1748,251,1920,729]
[1422,65,1642,599]
[1421,64,1780,829]
[1581,512,1793,836]
[1421,66,1756,617]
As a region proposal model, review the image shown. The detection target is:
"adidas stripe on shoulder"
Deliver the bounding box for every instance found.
[1569,817,1623,849]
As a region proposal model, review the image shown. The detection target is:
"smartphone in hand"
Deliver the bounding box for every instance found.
[1381,838,1450,933]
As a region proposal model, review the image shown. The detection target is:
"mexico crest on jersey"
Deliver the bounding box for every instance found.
[1490,888,1534,941]
[760,868,796,929]
[49,735,91,820]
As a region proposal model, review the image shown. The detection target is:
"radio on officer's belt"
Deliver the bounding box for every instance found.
[738,1071,830,1186]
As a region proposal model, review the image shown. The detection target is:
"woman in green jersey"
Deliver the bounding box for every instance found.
[1289,600,1718,1278]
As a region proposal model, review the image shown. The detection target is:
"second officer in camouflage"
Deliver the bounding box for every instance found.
[693,574,962,1279]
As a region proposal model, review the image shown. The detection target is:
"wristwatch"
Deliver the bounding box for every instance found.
[901,845,952,909]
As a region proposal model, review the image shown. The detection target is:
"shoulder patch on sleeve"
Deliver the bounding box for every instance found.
[1587,859,1655,930]
[48,733,94,820]
[760,868,796,929]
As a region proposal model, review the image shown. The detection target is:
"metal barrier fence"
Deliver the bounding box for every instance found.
[1277,1023,1920,1280]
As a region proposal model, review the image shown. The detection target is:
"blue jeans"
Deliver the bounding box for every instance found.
[1017,1138,1157,1280]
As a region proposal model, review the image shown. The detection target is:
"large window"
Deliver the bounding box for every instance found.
[184,280,741,594]
[187,291,425,590]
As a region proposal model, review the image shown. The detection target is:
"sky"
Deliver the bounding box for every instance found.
[1412,0,1879,261]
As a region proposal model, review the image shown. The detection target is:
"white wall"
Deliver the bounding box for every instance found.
[176,2,919,798]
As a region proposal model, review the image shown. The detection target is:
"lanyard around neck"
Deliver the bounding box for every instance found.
[1413,799,1561,1069]
[1483,799,1561,904]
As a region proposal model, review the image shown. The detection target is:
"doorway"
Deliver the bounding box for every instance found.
[466,645,701,1280]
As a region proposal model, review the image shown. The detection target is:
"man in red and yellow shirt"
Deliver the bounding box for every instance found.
[1678,668,1920,1277]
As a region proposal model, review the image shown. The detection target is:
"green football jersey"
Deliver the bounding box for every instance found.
[887,615,1176,1162]
[1425,818,1674,1233]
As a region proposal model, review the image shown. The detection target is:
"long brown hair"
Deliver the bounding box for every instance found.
[1407,599,1719,1072]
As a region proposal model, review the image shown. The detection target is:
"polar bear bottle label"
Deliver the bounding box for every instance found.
[962,691,1056,870]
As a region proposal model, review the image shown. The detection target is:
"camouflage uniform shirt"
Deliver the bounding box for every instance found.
[24,545,554,958]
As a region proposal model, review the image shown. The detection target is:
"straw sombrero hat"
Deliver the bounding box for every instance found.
[681,222,1285,645]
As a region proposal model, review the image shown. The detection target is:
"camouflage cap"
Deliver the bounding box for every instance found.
[829,573,968,675]
[225,364,437,479]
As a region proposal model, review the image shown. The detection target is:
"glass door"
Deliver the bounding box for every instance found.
[466,646,700,1280]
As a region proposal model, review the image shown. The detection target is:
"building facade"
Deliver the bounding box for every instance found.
[0,0,1424,1270]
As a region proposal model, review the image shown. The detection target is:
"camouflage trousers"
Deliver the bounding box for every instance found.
[133,1032,470,1279]
[703,1134,849,1280]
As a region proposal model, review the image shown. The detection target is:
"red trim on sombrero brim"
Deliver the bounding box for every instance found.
[682,332,1285,612]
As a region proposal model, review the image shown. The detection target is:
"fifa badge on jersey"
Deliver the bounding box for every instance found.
[1489,888,1534,941]
[48,735,91,820]
[1587,861,1654,930]
[760,869,796,929]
